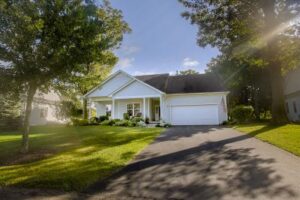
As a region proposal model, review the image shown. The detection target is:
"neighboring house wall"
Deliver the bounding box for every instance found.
[284,68,300,122]
[26,91,65,126]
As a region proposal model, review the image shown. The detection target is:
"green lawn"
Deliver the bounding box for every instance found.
[0,125,163,191]
[234,123,300,157]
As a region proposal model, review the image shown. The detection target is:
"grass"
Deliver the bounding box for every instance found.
[0,125,163,191]
[234,123,300,157]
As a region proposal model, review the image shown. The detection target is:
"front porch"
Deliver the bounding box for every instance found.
[89,97,162,122]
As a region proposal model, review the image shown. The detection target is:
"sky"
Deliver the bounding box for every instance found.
[109,0,219,75]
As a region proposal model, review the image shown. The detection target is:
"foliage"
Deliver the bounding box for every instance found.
[131,117,144,123]
[231,105,254,123]
[137,121,147,127]
[235,123,300,157]
[0,0,130,152]
[156,121,171,128]
[145,117,150,124]
[206,54,271,120]
[71,118,89,126]
[100,119,117,126]
[99,115,109,122]
[123,113,130,120]
[0,125,163,190]
[176,69,199,75]
[56,101,82,120]
[114,120,130,127]
[180,0,300,124]
[0,92,22,131]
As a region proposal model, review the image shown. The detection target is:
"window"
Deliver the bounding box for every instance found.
[293,101,298,113]
[286,102,289,114]
[127,103,141,117]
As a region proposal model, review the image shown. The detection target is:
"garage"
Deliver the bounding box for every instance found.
[170,105,219,125]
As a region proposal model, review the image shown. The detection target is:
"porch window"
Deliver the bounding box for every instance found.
[127,103,141,117]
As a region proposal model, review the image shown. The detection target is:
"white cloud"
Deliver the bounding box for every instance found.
[182,57,200,69]
[122,45,139,55]
[117,57,135,69]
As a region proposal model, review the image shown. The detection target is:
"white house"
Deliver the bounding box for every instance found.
[84,70,228,125]
[22,90,66,125]
[284,68,300,122]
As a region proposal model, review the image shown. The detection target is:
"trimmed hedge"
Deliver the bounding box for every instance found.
[230,105,254,123]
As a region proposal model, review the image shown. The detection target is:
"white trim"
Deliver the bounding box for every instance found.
[169,103,219,107]
[143,98,146,119]
[166,91,230,96]
[83,70,134,98]
[83,70,165,99]
[116,70,165,95]
[113,95,161,100]
[89,97,112,101]
[107,79,135,97]
[112,98,115,119]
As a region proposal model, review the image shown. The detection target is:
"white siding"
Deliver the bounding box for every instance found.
[286,96,300,122]
[30,103,64,125]
[113,80,161,98]
[284,68,300,95]
[88,72,132,97]
[115,99,144,119]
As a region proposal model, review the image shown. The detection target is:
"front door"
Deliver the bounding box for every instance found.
[154,105,160,121]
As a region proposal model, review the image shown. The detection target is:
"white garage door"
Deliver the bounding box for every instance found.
[171,105,219,125]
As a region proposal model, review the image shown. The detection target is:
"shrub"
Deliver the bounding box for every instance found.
[123,113,130,120]
[89,117,99,125]
[137,121,146,127]
[99,115,109,122]
[71,118,89,126]
[100,119,114,126]
[115,120,130,127]
[131,117,143,123]
[230,105,254,123]
[145,117,150,124]
[156,121,171,128]
[100,119,121,126]
[135,112,142,117]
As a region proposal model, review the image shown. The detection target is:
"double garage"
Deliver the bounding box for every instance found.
[165,94,227,126]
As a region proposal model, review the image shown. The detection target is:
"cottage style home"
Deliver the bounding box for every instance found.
[284,68,300,122]
[84,70,229,125]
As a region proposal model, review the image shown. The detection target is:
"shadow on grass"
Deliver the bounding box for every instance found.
[0,125,163,190]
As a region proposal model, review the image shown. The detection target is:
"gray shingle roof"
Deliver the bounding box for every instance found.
[135,73,226,94]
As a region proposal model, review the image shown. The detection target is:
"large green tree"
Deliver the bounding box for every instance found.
[0,0,129,152]
[180,0,300,124]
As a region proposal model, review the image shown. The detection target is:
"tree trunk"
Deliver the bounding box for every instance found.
[83,98,88,119]
[21,84,37,153]
[262,0,289,124]
[269,64,289,124]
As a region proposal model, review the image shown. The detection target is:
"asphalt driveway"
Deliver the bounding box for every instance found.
[86,126,300,200]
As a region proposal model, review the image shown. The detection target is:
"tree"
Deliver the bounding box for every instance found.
[176,69,199,75]
[180,0,300,124]
[0,0,129,153]
[206,54,272,120]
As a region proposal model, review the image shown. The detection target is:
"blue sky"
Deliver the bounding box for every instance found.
[109,0,219,75]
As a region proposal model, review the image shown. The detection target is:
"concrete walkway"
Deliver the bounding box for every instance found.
[86,126,300,200]
[1,126,300,200]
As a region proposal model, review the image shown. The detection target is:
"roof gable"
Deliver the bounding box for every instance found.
[113,80,162,98]
[85,71,133,98]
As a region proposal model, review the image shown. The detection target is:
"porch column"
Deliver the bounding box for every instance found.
[112,98,115,119]
[143,97,146,120]
[160,95,163,121]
